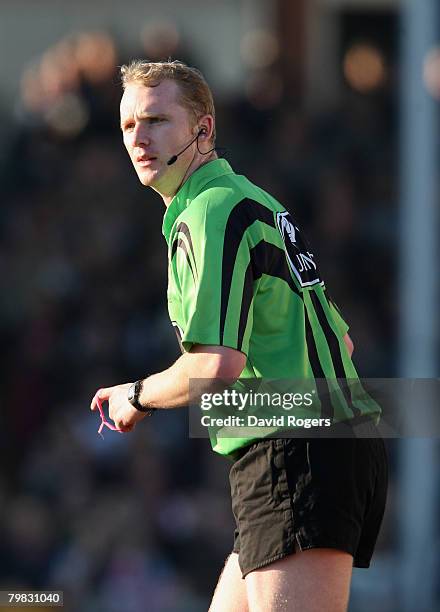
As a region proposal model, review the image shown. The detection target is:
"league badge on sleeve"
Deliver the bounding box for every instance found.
[276,211,323,288]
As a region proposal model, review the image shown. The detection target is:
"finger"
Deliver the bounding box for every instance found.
[90,387,112,411]
[118,423,135,433]
[90,392,99,412]
[108,400,115,423]
[113,414,134,432]
[97,387,112,400]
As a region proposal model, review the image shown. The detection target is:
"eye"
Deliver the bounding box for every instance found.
[149,117,163,124]
[122,122,135,132]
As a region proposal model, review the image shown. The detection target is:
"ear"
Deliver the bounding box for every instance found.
[197,114,215,140]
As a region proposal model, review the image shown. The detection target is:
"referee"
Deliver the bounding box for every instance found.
[91,60,388,612]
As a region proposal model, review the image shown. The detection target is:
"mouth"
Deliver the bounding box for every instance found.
[136,155,158,167]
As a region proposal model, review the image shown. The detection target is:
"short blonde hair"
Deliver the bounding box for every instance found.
[120,59,216,144]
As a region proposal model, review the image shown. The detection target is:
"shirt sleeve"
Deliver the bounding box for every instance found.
[328,299,350,337]
[169,198,257,355]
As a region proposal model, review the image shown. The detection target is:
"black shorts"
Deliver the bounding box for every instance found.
[230,435,388,578]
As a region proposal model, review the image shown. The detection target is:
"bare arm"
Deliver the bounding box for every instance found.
[90,345,246,431]
[343,333,354,357]
[139,344,246,409]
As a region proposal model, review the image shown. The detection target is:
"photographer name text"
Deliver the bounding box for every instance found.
[200,415,331,428]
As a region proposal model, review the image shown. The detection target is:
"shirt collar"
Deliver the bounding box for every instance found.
[162,158,234,241]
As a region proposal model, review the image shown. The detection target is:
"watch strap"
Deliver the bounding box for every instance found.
[128,379,156,416]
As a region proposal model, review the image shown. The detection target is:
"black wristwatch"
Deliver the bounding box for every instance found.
[127,379,155,416]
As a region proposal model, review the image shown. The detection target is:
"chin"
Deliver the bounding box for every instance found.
[137,169,160,188]
[138,176,153,187]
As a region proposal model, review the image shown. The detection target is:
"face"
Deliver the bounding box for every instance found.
[120,79,198,196]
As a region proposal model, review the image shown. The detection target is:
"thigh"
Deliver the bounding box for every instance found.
[245,547,353,612]
[209,552,249,612]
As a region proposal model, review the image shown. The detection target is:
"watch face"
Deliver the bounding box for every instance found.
[128,383,136,403]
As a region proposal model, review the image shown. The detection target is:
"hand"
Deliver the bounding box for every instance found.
[90,383,147,432]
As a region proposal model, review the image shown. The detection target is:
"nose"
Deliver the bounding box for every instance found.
[132,122,151,148]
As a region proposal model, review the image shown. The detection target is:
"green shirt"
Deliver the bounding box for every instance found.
[163,159,380,458]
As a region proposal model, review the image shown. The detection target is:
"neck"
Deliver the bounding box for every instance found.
[159,151,218,207]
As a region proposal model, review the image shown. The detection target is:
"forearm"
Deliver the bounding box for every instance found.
[138,348,239,410]
[139,354,194,410]
[91,346,245,431]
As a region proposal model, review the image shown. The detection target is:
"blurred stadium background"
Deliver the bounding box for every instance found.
[0,0,439,610]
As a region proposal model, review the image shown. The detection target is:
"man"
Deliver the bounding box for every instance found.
[90,60,388,612]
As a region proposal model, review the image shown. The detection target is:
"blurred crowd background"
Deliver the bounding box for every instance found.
[0,1,438,611]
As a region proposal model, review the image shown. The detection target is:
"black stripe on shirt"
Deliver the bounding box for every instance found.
[171,237,196,283]
[304,308,334,420]
[309,291,361,418]
[220,199,276,343]
[237,240,300,351]
[175,222,197,278]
